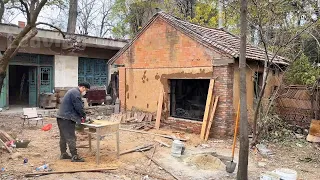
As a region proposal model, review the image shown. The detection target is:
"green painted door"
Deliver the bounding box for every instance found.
[0,71,8,108]
[78,58,108,86]
[28,67,37,106]
[39,66,53,93]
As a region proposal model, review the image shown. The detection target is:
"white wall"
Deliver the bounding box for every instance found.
[54,55,78,87]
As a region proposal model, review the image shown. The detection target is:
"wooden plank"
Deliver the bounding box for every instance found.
[155,139,170,147]
[204,96,219,141]
[0,130,14,142]
[0,138,12,153]
[200,79,215,140]
[120,128,187,141]
[24,168,117,177]
[147,114,152,122]
[120,144,153,155]
[137,113,146,122]
[141,152,181,180]
[155,88,164,130]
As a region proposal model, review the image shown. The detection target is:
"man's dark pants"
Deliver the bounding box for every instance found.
[57,118,77,156]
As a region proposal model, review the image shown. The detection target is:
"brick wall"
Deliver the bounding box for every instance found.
[165,117,202,134]
[114,16,235,137]
[212,65,234,137]
[118,67,126,112]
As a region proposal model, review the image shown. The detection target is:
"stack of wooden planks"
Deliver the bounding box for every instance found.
[200,79,220,141]
[0,130,14,153]
[0,130,14,143]
[110,111,156,131]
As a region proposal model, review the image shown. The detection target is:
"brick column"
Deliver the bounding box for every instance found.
[118,67,126,112]
[212,64,234,137]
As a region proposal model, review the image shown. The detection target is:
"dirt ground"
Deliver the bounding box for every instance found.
[1,116,320,180]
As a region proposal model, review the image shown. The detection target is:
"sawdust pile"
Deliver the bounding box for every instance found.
[185,154,225,170]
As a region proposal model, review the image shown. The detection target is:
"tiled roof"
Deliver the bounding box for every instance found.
[109,12,289,65]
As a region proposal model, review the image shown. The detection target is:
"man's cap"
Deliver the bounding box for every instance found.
[78,82,91,89]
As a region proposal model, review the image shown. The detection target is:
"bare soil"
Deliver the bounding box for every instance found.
[0,116,319,180]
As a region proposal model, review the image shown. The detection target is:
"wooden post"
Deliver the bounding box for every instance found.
[155,87,164,130]
[200,79,215,140]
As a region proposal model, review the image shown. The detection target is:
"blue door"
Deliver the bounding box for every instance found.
[28,67,37,107]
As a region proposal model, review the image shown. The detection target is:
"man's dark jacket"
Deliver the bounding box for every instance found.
[57,88,86,123]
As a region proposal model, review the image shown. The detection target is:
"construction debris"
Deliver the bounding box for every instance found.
[120,144,154,156]
[120,128,187,141]
[24,167,118,177]
[0,138,12,153]
[124,168,167,180]
[0,130,14,142]
[155,139,170,148]
[141,152,181,180]
[256,144,273,156]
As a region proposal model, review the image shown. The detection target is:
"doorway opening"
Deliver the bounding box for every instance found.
[9,65,33,106]
[169,79,210,121]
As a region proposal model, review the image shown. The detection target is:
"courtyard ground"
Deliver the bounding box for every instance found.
[0,115,319,180]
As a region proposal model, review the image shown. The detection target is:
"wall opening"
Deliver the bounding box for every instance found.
[9,65,30,106]
[169,79,210,121]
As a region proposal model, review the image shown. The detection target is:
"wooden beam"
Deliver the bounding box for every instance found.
[120,128,187,141]
[155,139,170,147]
[141,152,181,180]
[120,144,153,155]
[200,79,215,140]
[205,96,219,141]
[155,87,164,130]
[24,167,117,177]
[0,138,12,154]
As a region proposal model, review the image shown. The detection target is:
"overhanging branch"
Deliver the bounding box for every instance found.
[18,0,30,23]
[35,22,66,38]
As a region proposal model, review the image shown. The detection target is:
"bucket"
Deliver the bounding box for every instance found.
[15,140,31,148]
[273,168,297,180]
[260,172,281,180]
[171,140,185,157]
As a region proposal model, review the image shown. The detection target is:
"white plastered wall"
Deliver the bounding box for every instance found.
[54,55,78,87]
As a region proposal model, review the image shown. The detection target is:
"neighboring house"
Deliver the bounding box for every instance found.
[108,12,288,137]
[0,22,127,108]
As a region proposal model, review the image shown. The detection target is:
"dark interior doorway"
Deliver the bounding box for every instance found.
[170,79,210,121]
[9,65,30,105]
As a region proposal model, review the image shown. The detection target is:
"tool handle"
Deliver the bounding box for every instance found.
[231,101,240,161]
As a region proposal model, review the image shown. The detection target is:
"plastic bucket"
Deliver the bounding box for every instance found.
[273,168,297,180]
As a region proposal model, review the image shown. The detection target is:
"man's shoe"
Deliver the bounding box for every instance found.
[71,155,85,162]
[60,153,72,159]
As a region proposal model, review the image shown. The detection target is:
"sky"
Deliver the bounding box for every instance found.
[2,1,114,38]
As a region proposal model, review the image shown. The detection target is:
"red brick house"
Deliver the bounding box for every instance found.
[108,12,288,137]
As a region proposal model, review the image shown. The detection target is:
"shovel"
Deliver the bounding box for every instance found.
[226,101,240,173]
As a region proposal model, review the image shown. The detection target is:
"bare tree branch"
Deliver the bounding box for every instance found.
[18,0,30,22]
[30,0,48,23]
[35,22,66,38]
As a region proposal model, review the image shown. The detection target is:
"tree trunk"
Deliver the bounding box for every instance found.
[0,0,4,23]
[0,27,37,94]
[67,0,78,33]
[237,0,249,179]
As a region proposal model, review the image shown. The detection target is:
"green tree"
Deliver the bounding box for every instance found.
[285,53,320,86]
[188,0,218,28]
